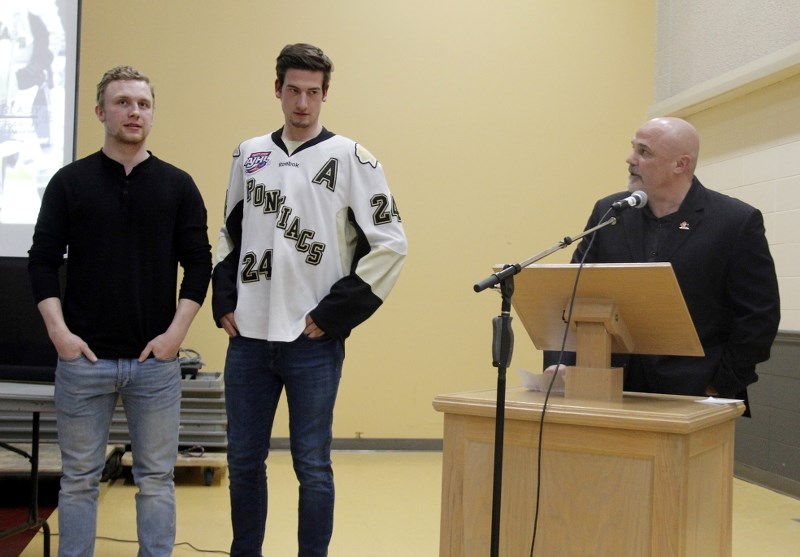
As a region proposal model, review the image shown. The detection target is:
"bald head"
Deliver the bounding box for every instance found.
[626,117,701,216]
[640,117,700,174]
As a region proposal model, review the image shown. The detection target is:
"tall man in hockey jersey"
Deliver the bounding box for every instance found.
[212,43,407,556]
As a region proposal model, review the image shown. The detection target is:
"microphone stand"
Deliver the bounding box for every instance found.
[473,216,618,557]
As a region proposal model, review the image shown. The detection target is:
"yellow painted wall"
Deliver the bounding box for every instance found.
[77,0,655,439]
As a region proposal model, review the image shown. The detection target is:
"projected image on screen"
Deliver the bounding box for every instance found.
[0,0,78,257]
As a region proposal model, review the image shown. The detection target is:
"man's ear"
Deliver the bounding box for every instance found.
[674,154,692,175]
[95,104,105,122]
[275,79,282,99]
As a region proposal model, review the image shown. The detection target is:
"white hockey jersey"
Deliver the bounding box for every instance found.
[212,128,407,341]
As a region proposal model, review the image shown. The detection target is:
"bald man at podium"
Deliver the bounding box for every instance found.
[545,117,780,416]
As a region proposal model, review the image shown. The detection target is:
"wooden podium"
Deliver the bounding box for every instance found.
[434,264,744,556]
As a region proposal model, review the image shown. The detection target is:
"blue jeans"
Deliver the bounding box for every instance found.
[224,334,344,557]
[54,356,181,557]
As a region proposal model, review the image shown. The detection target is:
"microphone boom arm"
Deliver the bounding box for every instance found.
[473,215,618,292]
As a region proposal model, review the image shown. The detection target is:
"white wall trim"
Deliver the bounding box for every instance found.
[649,41,800,118]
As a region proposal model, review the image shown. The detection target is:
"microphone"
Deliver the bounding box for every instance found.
[611,190,647,211]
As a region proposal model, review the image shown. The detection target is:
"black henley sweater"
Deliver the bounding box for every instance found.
[28,150,212,359]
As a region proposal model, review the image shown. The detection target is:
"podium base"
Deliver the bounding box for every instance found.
[564,366,623,401]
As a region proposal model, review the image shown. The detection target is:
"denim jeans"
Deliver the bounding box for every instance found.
[54,355,181,557]
[224,334,344,557]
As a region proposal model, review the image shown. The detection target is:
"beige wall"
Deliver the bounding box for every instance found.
[77,0,655,439]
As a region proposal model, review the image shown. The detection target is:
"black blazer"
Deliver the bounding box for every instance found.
[545,178,780,405]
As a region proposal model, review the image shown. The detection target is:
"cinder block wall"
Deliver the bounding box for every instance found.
[735,332,800,497]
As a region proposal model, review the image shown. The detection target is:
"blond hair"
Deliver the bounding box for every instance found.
[96,66,154,107]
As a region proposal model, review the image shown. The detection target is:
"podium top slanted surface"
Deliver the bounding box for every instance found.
[495,263,703,357]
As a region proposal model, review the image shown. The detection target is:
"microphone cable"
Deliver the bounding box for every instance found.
[527,206,615,557]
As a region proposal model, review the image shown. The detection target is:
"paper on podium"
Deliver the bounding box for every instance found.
[695,396,744,405]
[519,368,565,394]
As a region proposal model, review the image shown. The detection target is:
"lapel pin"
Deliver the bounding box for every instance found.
[679,221,690,230]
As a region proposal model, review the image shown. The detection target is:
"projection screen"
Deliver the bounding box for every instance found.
[0,0,80,257]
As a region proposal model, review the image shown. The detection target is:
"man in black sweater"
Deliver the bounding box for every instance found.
[28,66,212,557]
